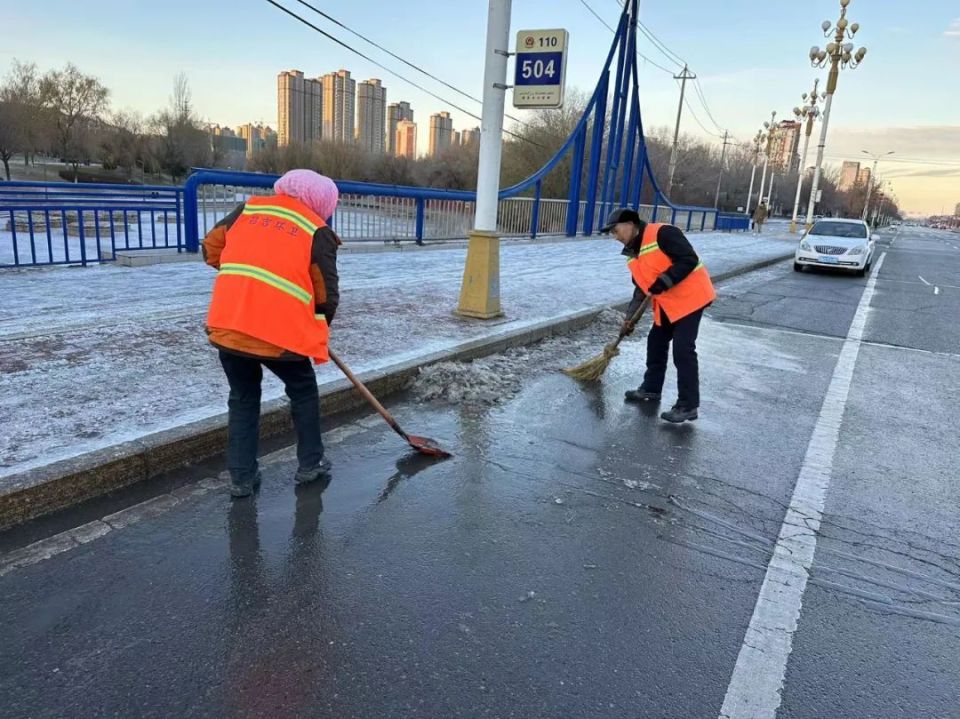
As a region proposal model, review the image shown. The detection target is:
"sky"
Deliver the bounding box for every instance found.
[2,0,958,215]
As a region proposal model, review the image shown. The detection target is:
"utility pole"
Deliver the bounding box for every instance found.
[713,130,731,209]
[456,0,511,319]
[667,64,696,197]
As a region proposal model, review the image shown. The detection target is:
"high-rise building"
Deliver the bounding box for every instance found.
[768,120,801,172]
[461,127,480,147]
[387,101,414,155]
[322,69,356,143]
[356,79,387,153]
[857,167,871,188]
[428,111,454,157]
[839,161,861,191]
[396,119,417,159]
[237,123,277,158]
[453,130,462,147]
[277,70,322,147]
[954,202,960,217]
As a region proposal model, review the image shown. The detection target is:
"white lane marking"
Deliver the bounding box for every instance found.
[918,275,931,286]
[719,252,886,719]
[934,286,940,295]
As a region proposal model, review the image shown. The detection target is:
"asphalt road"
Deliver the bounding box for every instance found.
[2,225,958,719]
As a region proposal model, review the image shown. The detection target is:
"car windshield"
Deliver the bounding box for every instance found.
[809,221,867,239]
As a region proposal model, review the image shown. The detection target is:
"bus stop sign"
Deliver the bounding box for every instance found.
[513,29,569,109]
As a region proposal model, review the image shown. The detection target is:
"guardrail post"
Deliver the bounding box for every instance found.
[415,197,425,245]
[183,172,200,253]
[176,189,184,252]
[78,209,88,267]
[686,211,693,232]
[530,180,542,239]
[671,207,677,226]
[701,211,708,232]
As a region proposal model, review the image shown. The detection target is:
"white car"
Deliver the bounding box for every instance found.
[794,218,876,277]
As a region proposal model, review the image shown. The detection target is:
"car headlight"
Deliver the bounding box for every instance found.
[846,245,865,255]
[800,241,813,251]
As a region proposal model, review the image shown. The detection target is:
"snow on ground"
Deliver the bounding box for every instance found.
[0,230,795,480]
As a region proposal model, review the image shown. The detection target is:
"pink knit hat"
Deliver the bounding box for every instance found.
[274,169,339,219]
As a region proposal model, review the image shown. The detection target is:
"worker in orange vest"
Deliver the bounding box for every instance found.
[203,169,341,497]
[602,208,716,423]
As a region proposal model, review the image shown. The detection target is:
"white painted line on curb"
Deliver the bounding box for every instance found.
[719,252,886,719]
[918,275,931,286]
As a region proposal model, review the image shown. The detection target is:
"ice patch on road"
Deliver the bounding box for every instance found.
[413,309,626,405]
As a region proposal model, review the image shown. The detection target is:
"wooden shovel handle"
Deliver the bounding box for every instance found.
[328,349,408,442]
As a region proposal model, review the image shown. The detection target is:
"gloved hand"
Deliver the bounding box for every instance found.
[648,278,668,295]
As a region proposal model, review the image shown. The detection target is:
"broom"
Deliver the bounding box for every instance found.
[562,295,652,381]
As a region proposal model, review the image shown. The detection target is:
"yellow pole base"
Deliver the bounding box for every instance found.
[456,230,504,319]
[805,222,813,232]
[789,220,798,233]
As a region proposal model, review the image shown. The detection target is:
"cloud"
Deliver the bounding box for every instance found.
[946,18,960,38]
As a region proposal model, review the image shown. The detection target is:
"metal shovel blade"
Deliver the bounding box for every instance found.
[406,434,452,458]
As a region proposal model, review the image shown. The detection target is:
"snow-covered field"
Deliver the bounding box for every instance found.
[0,231,795,481]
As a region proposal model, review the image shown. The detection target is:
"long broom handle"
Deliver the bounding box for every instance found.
[611,295,653,349]
[328,349,409,442]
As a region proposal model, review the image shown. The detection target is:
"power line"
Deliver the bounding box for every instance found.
[261,0,545,149]
[679,84,724,139]
[290,0,528,127]
[691,78,724,133]
[824,155,960,167]
[611,0,726,132]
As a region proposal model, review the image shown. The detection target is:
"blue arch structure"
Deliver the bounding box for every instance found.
[183,0,745,253]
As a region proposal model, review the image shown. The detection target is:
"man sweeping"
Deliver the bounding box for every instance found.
[203,169,340,498]
[602,208,716,423]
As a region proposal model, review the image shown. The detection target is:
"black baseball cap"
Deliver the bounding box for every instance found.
[601,207,643,232]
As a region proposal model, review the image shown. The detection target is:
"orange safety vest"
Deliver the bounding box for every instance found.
[627,222,716,325]
[207,194,330,363]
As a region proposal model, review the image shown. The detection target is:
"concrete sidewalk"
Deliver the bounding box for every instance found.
[0,229,797,525]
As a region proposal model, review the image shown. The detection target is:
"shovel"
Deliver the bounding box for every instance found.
[328,349,452,458]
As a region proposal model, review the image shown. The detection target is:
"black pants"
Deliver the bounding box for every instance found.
[218,350,325,485]
[642,308,703,409]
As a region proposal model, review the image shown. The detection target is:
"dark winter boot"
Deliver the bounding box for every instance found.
[660,404,698,423]
[230,471,262,499]
[625,387,662,403]
[295,456,333,485]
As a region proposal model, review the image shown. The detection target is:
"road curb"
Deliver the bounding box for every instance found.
[0,252,791,530]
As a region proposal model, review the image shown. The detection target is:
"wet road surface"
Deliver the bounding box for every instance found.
[2,226,958,718]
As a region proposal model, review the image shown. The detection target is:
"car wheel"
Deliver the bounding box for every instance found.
[855,266,866,278]
[793,262,803,272]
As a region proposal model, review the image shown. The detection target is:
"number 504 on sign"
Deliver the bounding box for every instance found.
[513,29,569,109]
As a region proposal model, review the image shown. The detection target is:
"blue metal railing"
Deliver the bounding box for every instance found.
[0,181,183,267]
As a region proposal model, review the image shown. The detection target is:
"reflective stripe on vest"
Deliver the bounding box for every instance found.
[240,204,319,236]
[219,263,312,304]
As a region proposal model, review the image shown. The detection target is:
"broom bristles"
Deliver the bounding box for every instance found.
[562,343,620,381]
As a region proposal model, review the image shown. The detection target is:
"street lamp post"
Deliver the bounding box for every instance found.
[789,79,822,232]
[758,111,776,207]
[745,131,762,215]
[861,149,894,224]
[805,0,867,230]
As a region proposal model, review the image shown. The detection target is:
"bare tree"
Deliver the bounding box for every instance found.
[40,63,109,177]
[0,60,45,180]
[153,73,210,183]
